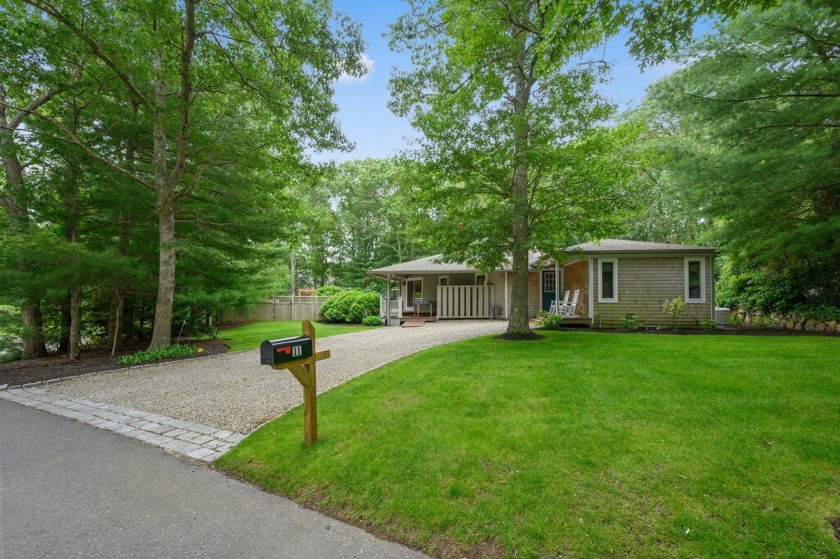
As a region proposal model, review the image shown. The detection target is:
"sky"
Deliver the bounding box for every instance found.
[316,1,696,164]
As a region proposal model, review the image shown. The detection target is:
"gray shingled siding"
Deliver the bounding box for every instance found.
[591,256,715,328]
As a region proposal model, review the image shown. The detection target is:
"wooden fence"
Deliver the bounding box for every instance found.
[218,296,331,325]
[437,285,493,319]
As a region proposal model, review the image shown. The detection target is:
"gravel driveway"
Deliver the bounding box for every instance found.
[53,321,505,434]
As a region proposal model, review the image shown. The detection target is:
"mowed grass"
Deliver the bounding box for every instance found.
[219,321,375,352]
[217,331,840,558]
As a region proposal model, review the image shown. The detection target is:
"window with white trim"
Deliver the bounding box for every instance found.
[438,276,449,286]
[598,259,618,303]
[685,258,706,302]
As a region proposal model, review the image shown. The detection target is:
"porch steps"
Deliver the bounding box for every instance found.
[401,318,428,328]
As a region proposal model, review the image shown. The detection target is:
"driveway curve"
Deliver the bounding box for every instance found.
[54,320,505,434]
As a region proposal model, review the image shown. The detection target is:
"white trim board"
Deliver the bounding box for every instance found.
[684,257,706,303]
[598,258,618,303]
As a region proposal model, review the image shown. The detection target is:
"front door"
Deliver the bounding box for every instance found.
[406,278,423,310]
[542,270,556,312]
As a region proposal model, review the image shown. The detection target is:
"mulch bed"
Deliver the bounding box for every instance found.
[0,338,229,388]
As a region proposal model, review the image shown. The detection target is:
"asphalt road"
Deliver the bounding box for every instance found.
[0,399,426,559]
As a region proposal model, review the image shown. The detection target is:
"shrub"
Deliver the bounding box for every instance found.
[361,315,383,327]
[320,290,380,323]
[698,319,719,332]
[621,313,639,330]
[315,285,344,296]
[662,297,685,329]
[118,343,197,366]
[537,314,564,330]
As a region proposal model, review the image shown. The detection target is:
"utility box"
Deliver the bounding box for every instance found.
[260,335,313,366]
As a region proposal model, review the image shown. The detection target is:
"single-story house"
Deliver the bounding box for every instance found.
[369,239,717,328]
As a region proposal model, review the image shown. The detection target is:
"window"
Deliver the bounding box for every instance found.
[476,275,486,286]
[685,258,706,302]
[438,276,449,286]
[543,271,556,293]
[599,259,618,302]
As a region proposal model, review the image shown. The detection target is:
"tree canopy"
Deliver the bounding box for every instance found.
[1,0,364,357]
[644,0,840,311]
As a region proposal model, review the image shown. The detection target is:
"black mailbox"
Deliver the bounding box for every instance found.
[260,335,313,366]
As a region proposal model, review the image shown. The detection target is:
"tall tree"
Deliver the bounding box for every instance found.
[0,4,70,357]
[644,1,840,309]
[15,0,365,349]
[390,0,637,337]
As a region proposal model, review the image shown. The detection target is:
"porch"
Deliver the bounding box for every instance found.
[530,259,591,322]
[380,284,498,323]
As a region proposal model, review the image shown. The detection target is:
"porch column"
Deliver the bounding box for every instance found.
[504,271,509,319]
[386,274,392,326]
[555,260,560,315]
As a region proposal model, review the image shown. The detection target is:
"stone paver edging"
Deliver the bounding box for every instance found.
[0,386,244,462]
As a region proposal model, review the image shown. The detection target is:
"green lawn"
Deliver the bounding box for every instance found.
[217,331,840,558]
[219,320,374,352]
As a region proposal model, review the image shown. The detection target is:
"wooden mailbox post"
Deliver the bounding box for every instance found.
[260,321,330,447]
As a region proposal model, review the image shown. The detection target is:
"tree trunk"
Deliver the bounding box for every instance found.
[1,82,48,358]
[59,296,71,354]
[149,201,176,349]
[68,284,81,359]
[67,212,81,360]
[146,1,196,350]
[503,16,538,339]
[110,290,124,357]
[21,304,47,359]
[107,124,136,352]
[290,252,296,296]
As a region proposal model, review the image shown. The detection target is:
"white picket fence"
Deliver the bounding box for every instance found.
[218,296,331,325]
[437,285,493,319]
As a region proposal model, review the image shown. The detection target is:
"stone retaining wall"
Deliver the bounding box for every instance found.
[734,309,839,333]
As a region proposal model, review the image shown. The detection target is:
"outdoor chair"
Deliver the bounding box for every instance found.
[560,289,580,316]
[415,299,435,317]
[551,291,571,315]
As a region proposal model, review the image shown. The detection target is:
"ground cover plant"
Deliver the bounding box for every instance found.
[218,331,840,558]
[117,343,196,366]
[220,321,374,352]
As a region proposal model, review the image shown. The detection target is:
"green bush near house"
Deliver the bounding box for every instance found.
[536,313,564,330]
[662,296,685,328]
[698,318,719,332]
[621,313,640,330]
[361,315,383,327]
[320,290,380,323]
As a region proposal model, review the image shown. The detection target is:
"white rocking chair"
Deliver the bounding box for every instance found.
[550,291,570,315]
[560,289,580,316]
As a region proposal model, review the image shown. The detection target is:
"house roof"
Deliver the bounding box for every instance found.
[564,239,717,254]
[369,254,478,276]
[370,240,717,276]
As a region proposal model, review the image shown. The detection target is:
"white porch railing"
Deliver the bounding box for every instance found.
[437,285,493,319]
[380,297,403,320]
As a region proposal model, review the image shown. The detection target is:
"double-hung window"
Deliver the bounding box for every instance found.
[598,259,618,303]
[685,258,706,303]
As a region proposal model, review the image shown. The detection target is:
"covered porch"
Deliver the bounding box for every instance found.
[370,256,509,325]
[529,257,591,322]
